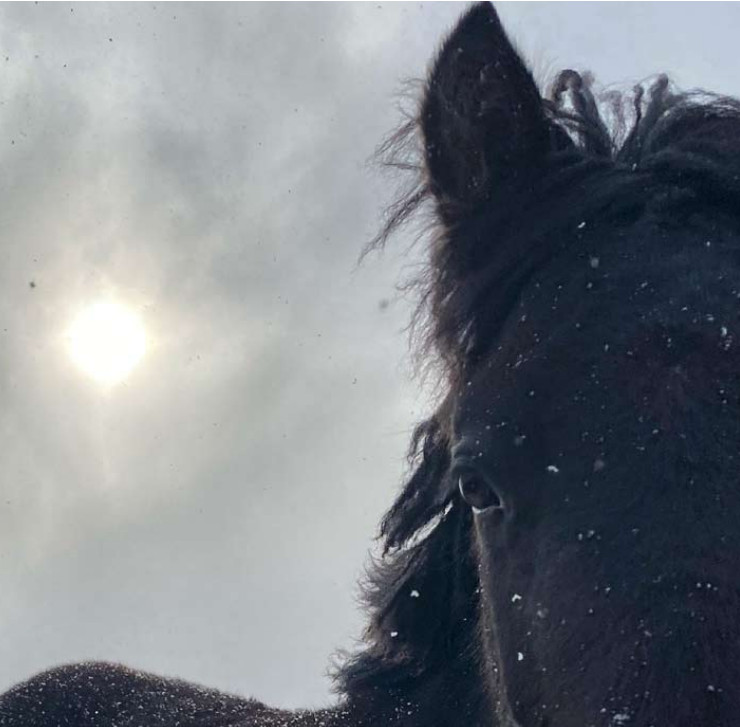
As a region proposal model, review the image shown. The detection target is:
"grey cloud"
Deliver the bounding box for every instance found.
[3,0,740,712]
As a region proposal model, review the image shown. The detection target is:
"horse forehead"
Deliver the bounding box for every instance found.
[453,302,739,435]
[449,210,740,430]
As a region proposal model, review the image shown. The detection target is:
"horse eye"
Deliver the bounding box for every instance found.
[458,473,502,513]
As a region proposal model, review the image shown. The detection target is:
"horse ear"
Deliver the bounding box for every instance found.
[422,2,553,218]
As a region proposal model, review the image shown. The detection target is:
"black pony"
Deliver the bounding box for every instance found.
[4,4,740,726]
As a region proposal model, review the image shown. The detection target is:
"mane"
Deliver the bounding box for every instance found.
[334,413,487,718]
[338,59,740,715]
[368,73,740,391]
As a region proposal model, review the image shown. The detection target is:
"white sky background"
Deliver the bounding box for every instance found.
[2,0,740,711]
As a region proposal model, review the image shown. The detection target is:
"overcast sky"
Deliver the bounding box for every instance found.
[3,1,740,711]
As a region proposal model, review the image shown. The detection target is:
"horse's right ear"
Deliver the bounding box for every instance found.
[422,3,556,220]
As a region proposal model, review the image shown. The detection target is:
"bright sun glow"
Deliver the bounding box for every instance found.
[67,301,147,385]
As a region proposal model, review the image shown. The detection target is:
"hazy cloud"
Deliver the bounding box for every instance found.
[2,1,740,710]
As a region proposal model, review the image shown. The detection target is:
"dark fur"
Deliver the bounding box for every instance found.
[4,3,740,726]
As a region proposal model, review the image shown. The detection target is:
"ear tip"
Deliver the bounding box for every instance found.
[459,2,501,31]
[441,3,504,57]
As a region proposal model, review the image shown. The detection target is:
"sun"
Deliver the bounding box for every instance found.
[66,301,147,385]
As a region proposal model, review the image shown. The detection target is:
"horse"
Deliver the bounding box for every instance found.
[3,3,740,725]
